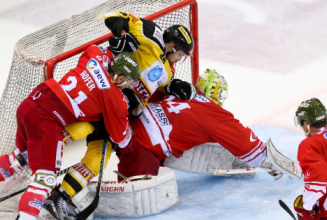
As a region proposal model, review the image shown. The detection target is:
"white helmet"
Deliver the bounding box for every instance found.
[195,69,228,106]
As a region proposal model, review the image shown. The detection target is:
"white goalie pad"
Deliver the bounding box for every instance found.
[87,167,178,218]
[164,143,255,177]
[266,139,302,179]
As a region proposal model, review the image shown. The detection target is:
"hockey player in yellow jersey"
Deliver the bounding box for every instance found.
[104,10,196,105]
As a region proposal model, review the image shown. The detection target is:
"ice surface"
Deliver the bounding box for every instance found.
[1,0,327,219]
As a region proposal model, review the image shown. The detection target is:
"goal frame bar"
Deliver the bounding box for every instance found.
[44,0,199,83]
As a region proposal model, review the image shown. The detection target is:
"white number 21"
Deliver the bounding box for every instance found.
[61,76,87,104]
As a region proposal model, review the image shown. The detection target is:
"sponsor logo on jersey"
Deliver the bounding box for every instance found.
[250,131,258,142]
[0,168,10,179]
[133,79,150,103]
[96,55,102,61]
[178,26,192,44]
[153,26,165,48]
[194,94,210,103]
[324,133,327,139]
[148,103,170,126]
[304,170,310,180]
[29,198,44,210]
[148,66,163,82]
[86,59,110,89]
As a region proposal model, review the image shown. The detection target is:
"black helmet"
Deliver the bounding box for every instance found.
[163,25,194,55]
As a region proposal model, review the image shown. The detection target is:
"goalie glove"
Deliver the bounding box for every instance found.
[294,195,322,220]
[108,33,140,54]
[165,78,196,100]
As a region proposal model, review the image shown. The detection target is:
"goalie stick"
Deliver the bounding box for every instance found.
[213,168,272,176]
[0,164,76,203]
[279,199,296,220]
[74,136,108,220]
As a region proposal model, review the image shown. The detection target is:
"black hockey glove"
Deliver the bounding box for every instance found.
[165,78,196,100]
[108,33,140,54]
[122,88,144,117]
[86,115,108,144]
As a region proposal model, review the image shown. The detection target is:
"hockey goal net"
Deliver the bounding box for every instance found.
[0,0,198,212]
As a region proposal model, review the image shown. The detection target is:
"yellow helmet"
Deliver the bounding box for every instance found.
[195,69,228,106]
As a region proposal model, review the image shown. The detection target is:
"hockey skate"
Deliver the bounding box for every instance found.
[42,187,77,220]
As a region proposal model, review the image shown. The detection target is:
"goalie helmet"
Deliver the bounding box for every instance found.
[195,69,228,106]
[110,52,141,81]
[295,98,327,127]
[163,25,194,55]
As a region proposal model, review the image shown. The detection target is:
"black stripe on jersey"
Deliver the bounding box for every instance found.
[140,18,165,52]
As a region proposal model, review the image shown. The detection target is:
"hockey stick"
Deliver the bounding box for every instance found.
[213,168,272,176]
[75,136,108,220]
[0,164,76,203]
[279,199,296,220]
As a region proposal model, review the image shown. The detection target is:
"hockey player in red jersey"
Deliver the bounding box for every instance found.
[116,68,283,180]
[104,11,197,104]
[293,98,327,220]
[0,45,141,220]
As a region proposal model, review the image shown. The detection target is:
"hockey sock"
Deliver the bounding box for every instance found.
[18,189,46,220]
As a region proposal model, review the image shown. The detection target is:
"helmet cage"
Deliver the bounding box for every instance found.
[195,69,229,106]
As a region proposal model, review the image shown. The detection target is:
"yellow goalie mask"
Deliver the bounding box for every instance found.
[195,69,228,106]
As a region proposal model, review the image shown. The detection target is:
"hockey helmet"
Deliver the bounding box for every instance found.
[195,69,228,106]
[295,98,327,127]
[110,52,141,82]
[163,25,194,55]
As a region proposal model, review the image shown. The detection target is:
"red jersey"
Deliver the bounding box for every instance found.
[130,93,265,167]
[298,127,327,216]
[45,45,132,148]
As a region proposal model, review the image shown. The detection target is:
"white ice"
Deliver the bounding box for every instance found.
[1,0,327,219]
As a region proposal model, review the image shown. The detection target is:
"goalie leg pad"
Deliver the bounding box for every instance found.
[88,168,178,217]
[164,143,255,177]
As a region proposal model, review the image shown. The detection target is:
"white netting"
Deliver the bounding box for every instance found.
[0,0,196,172]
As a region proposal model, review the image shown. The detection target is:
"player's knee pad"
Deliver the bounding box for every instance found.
[164,143,255,177]
[81,139,112,176]
[88,168,178,217]
[18,169,57,219]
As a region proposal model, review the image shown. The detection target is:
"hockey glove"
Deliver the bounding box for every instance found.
[165,78,196,100]
[108,33,140,54]
[122,88,144,117]
[294,195,322,220]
